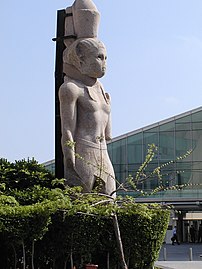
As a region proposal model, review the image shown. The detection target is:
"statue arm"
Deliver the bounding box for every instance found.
[105,92,112,141]
[105,113,112,141]
[59,82,79,168]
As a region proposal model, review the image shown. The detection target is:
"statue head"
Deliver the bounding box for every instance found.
[64,38,107,78]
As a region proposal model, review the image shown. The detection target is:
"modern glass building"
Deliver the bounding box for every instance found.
[107,107,202,242]
[107,106,202,202]
[43,159,55,175]
[44,107,202,241]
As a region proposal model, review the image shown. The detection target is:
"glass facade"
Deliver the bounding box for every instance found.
[107,107,202,199]
[43,160,55,175]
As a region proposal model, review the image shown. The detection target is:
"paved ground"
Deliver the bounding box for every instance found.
[155,261,202,269]
[155,243,202,269]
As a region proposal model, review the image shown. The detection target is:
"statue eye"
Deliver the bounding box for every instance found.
[98,54,106,60]
[98,54,103,60]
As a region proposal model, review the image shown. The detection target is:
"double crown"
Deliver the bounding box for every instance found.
[64,0,100,45]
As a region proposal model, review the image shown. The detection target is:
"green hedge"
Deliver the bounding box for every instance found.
[34,202,170,269]
[0,158,170,269]
[0,193,169,269]
[119,204,169,269]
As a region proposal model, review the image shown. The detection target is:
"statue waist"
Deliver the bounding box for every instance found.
[75,138,107,150]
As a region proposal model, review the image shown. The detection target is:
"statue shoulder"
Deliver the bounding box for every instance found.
[59,80,81,100]
[99,81,111,103]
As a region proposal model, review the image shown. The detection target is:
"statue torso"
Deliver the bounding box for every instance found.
[64,77,111,143]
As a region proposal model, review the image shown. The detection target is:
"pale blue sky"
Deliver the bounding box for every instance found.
[1,0,202,163]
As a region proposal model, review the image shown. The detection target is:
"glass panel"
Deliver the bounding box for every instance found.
[128,164,142,178]
[127,144,142,164]
[141,177,159,191]
[113,164,127,183]
[127,133,143,164]
[144,126,159,132]
[192,130,202,161]
[127,133,142,144]
[160,161,175,173]
[159,131,174,160]
[191,161,202,186]
[176,161,192,171]
[176,115,191,123]
[112,139,127,164]
[176,162,192,185]
[192,111,202,122]
[143,132,158,145]
[179,171,192,185]
[175,122,191,131]
[143,132,158,148]
[175,130,192,157]
[192,122,202,130]
[163,172,177,187]
[145,162,159,173]
[143,132,158,162]
[137,162,159,190]
[45,163,55,174]
[160,121,175,131]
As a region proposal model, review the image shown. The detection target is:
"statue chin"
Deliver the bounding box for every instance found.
[81,70,106,79]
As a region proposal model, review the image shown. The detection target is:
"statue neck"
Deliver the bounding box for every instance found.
[63,63,97,86]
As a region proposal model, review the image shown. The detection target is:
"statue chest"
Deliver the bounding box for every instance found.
[78,86,111,114]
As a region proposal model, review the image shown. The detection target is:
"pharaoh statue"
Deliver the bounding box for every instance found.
[59,0,116,196]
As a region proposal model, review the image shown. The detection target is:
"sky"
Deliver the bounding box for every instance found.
[1,0,202,163]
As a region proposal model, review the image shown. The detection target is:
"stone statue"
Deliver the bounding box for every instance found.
[59,0,116,196]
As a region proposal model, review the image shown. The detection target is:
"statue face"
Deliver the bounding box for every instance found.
[80,45,107,78]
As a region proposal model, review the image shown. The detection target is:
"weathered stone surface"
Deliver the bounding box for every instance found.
[72,0,100,38]
[59,1,115,196]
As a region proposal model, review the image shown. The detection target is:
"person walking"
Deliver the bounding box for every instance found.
[171,226,180,245]
[190,225,196,243]
[198,224,202,243]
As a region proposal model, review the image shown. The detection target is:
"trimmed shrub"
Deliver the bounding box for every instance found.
[35,202,170,269]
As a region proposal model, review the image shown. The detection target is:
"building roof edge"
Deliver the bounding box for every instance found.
[109,106,202,143]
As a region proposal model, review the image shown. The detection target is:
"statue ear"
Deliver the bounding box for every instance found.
[76,42,85,64]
